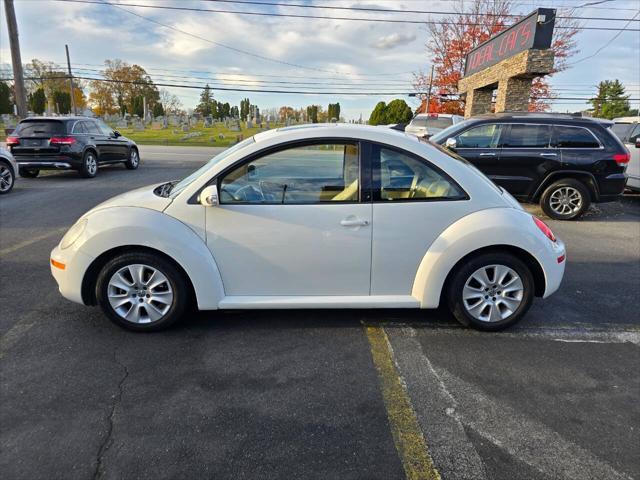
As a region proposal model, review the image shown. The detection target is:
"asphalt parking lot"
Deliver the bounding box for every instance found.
[1,145,639,480]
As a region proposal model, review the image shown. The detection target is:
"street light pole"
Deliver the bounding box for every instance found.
[4,0,27,118]
[426,64,435,114]
[65,44,77,115]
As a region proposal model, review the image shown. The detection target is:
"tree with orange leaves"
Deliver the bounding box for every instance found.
[413,0,579,114]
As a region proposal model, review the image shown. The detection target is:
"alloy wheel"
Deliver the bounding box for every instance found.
[0,165,13,192]
[549,186,582,216]
[86,154,97,176]
[130,150,139,167]
[462,264,524,323]
[107,264,174,324]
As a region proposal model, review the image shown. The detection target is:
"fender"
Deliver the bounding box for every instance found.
[411,208,555,308]
[531,170,600,201]
[77,207,224,310]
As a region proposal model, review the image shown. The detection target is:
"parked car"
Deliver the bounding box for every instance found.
[50,124,565,332]
[6,116,140,178]
[431,113,630,220]
[611,116,640,192]
[0,146,17,194]
[405,113,464,139]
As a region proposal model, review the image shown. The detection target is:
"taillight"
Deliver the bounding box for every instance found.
[613,152,630,166]
[49,136,76,145]
[6,136,19,146]
[533,216,556,242]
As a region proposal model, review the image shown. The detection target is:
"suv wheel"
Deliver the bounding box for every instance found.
[96,252,189,332]
[79,151,98,178]
[448,252,534,331]
[125,148,139,170]
[19,168,39,178]
[0,162,15,194]
[540,179,590,220]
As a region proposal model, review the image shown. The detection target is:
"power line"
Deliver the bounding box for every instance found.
[53,0,640,31]
[203,0,640,22]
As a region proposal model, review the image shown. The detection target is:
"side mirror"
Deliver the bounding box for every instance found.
[200,185,219,207]
[445,137,457,150]
[113,130,121,138]
[635,138,640,149]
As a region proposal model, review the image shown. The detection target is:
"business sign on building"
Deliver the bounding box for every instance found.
[463,8,556,77]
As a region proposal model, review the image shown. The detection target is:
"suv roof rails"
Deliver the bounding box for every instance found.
[473,111,604,122]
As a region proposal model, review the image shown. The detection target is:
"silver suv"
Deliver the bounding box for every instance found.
[0,146,17,194]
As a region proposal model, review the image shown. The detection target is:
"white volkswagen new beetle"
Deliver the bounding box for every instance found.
[50,124,565,332]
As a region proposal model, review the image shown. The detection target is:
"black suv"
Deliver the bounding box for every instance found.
[6,117,139,179]
[430,113,630,220]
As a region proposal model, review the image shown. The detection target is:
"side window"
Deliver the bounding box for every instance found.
[553,126,600,148]
[96,120,113,136]
[86,122,102,135]
[629,124,640,143]
[455,124,503,148]
[503,124,551,148]
[220,143,359,204]
[373,146,466,201]
[72,122,86,134]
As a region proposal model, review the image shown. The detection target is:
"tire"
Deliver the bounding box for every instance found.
[79,150,98,178]
[18,168,39,178]
[0,162,15,194]
[125,148,139,170]
[96,252,189,332]
[447,252,534,331]
[540,179,590,220]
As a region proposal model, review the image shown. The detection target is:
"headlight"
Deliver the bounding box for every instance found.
[60,218,87,249]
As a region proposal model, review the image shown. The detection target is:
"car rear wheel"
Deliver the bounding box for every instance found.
[19,168,39,178]
[0,162,15,194]
[79,151,98,178]
[125,148,139,170]
[447,252,534,331]
[96,252,189,332]
[540,179,590,220]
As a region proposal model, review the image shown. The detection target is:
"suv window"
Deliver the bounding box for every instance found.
[411,116,453,129]
[553,126,600,148]
[220,142,359,204]
[15,120,65,136]
[72,121,87,134]
[455,124,503,148]
[503,124,551,148]
[95,120,114,136]
[373,146,466,201]
[85,121,102,135]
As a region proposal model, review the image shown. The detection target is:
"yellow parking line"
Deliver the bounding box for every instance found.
[0,228,66,257]
[364,324,441,480]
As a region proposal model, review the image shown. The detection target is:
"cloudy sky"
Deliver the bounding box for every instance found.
[1,0,639,120]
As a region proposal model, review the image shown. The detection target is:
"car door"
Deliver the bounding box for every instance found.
[96,120,128,160]
[452,123,505,179]
[368,143,472,296]
[205,140,372,296]
[87,120,112,161]
[498,123,553,197]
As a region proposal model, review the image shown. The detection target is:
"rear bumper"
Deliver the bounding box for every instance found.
[16,155,80,170]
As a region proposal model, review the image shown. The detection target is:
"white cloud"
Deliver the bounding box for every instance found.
[371,33,417,50]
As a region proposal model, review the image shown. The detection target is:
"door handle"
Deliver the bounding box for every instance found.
[340,218,369,227]
[540,152,557,156]
[479,152,496,156]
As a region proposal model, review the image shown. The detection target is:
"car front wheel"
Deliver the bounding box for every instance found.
[96,252,189,332]
[448,252,534,331]
[540,179,590,220]
[125,148,139,170]
[0,162,15,194]
[79,151,98,178]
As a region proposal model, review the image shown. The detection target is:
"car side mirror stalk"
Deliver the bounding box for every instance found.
[445,137,457,150]
[200,185,219,207]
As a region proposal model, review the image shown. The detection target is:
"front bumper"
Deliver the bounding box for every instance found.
[50,244,95,305]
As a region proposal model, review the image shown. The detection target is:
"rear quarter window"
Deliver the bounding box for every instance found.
[553,126,600,148]
[15,121,66,136]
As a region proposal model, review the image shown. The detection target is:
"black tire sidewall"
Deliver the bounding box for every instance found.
[125,148,139,170]
[448,252,534,331]
[540,179,590,220]
[96,252,188,332]
[0,162,14,193]
[79,151,98,178]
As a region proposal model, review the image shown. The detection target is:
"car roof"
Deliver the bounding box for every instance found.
[464,112,613,127]
[20,116,94,123]
[254,122,419,144]
[612,116,640,123]
[413,113,460,118]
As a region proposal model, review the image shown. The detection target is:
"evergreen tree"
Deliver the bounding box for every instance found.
[131,95,144,117]
[196,85,214,116]
[0,82,13,114]
[52,90,71,114]
[328,102,341,121]
[152,102,164,117]
[386,99,413,124]
[368,101,388,125]
[28,88,46,114]
[307,105,319,123]
[589,80,631,120]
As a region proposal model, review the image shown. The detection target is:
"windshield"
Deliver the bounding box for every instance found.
[429,119,475,143]
[170,136,256,197]
[410,117,453,129]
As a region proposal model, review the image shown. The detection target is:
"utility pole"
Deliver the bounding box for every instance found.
[65,44,77,115]
[4,0,27,118]
[425,64,435,114]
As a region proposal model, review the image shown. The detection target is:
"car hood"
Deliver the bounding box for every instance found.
[85,183,173,217]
